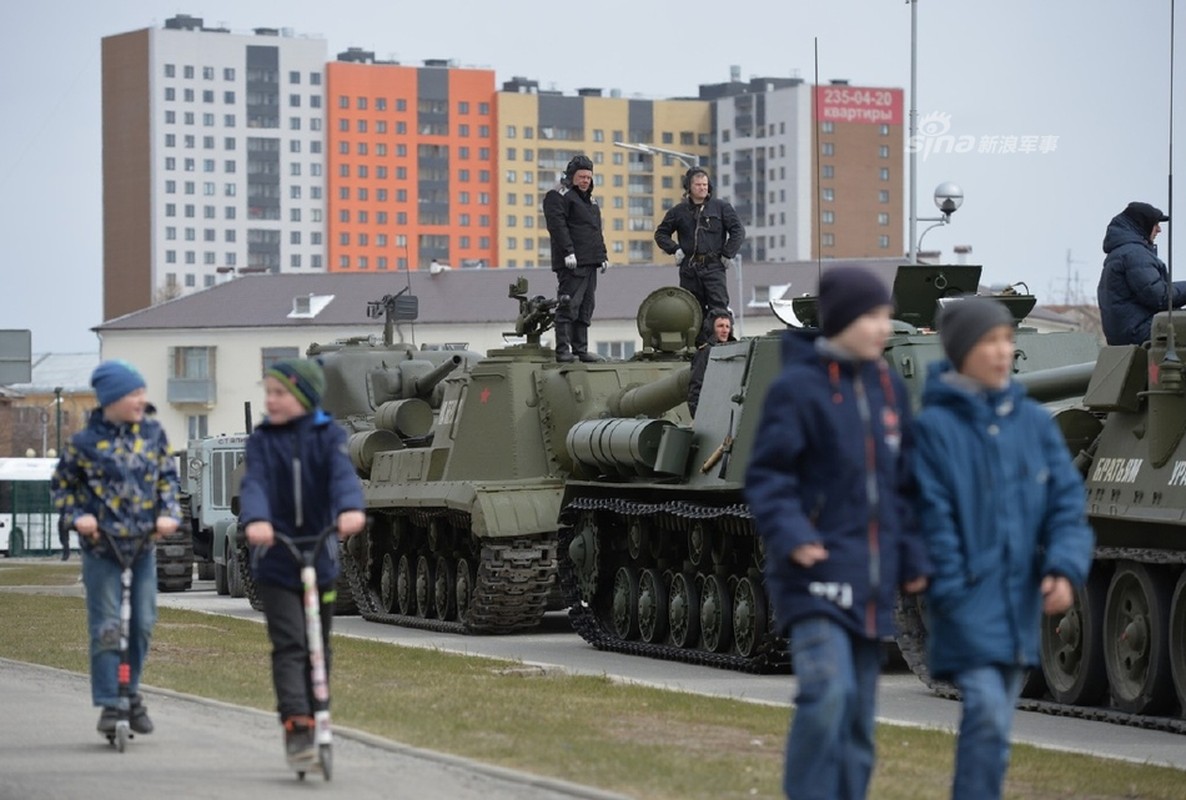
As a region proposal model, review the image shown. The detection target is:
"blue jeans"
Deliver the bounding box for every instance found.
[783,617,881,800]
[951,665,1024,800]
[81,546,157,708]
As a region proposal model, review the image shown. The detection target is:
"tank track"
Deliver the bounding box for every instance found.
[341,508,557,635]
[240,542,358,616]
[894,545,1186,735]
[156,527,194,592]
[559,496,789,674]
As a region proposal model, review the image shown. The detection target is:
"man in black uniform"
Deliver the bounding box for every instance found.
[543,155,609,363]
[654,167,745,330]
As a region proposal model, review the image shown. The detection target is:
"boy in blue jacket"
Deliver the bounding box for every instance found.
[238,358,366,766]
[746,267,929,800]
[914,298,1093,800]
[52,360,181,737]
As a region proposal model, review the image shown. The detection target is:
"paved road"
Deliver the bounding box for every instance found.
[154,582,1186,771]
[0,658,626,800]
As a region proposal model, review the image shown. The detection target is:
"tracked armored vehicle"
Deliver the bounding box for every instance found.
[336,279,700,634]
[560,264,1101,673]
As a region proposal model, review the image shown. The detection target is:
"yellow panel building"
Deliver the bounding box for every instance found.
[495,78,712,268]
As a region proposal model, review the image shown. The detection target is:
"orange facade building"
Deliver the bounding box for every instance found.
[326,54,496,271]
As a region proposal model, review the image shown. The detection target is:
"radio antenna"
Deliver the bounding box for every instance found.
[1165,0,1178,366]
[814,37,823,287]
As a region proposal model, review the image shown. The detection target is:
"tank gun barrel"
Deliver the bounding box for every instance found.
[608,366,692,418]
[412,355,462,398]
[1016,361,1096,403]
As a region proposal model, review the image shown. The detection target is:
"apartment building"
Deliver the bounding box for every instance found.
[101,14,328,320]
[703,74,904,262]
[326,50,497,271]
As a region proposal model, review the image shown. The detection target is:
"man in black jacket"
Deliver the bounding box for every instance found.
[1098,201,1184,345]
[543,155,609,362]
[654,168,745,331]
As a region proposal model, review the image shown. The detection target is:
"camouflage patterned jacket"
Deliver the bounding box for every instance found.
[52,408,181,561]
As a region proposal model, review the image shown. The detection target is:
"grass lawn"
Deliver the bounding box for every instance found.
[0,575,1182,799]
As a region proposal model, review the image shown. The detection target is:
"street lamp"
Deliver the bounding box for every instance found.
[612,141,699,170]
[53,387,62,455]
[914,182,964,261]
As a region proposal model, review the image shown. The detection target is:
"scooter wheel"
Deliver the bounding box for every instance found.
[320,744,332,781]
[296,771,306,781]
[115,725,129,753]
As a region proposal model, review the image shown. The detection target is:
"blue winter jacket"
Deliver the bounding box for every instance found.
[745,331,930,640]
[52,408,181,562]
[238,409,365,589]
[912,363,1094,679]
[1098,212,1186,345]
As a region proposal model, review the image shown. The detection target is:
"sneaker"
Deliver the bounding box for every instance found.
[97,707,118,734]
[130,694,153,734]
[284,716,316,764]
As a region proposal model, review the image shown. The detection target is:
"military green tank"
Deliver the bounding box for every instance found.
[336,278,701,633]
[560,264,1101,673]
[233,291,483,616]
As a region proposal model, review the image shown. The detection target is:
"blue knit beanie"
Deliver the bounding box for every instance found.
[266,358,325,411]
[91,360,146,407]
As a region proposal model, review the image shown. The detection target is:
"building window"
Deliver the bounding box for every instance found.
[822,165,834,178]
[879,190,890,203]
[822,211,835,224]
[879,145,890,158]
[879,168,890,181]
[821,122,834,134]
[822,143,835,156]
[822,233,835,247]
[596,341,637,359]
[878,212,890,225]
[822,188,835,202]
[506,125,516,138]
[878,235,891,249]
[880,124,891,136]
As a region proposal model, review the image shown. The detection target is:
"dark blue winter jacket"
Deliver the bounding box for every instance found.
[1098,212,1186,345]
[912,362,1094,679]
[238,410,365,589]
[745,331,930,640]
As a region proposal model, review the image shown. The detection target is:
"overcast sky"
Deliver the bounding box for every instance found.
[0,0,1179,353]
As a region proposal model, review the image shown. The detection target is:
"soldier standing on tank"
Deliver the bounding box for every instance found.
[654,167,745,335]
[543,155,609,363]
[1098,201,1185,345]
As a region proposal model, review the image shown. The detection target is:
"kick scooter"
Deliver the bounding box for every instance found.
[97,529,153,753]
[271,525,340,781]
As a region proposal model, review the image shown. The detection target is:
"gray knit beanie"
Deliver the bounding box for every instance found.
[937,297,1015,369]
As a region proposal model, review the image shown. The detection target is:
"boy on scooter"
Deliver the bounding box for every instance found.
[52,360,181,738]
[238,358,365,767]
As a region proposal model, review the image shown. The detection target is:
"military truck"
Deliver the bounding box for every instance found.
[159,434,248,594]
[560,264,1101,673]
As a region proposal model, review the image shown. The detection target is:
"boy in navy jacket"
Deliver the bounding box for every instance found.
[238,358,366,766]
[913,298,1092,799]
[746,267,929,800]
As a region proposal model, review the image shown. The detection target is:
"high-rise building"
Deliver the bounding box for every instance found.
[101,14,327,320]
[496,78,713,268]
[702,75,904,262]
[326,50,497,271]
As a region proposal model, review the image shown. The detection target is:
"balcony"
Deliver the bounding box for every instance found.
[167,378,216,405]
